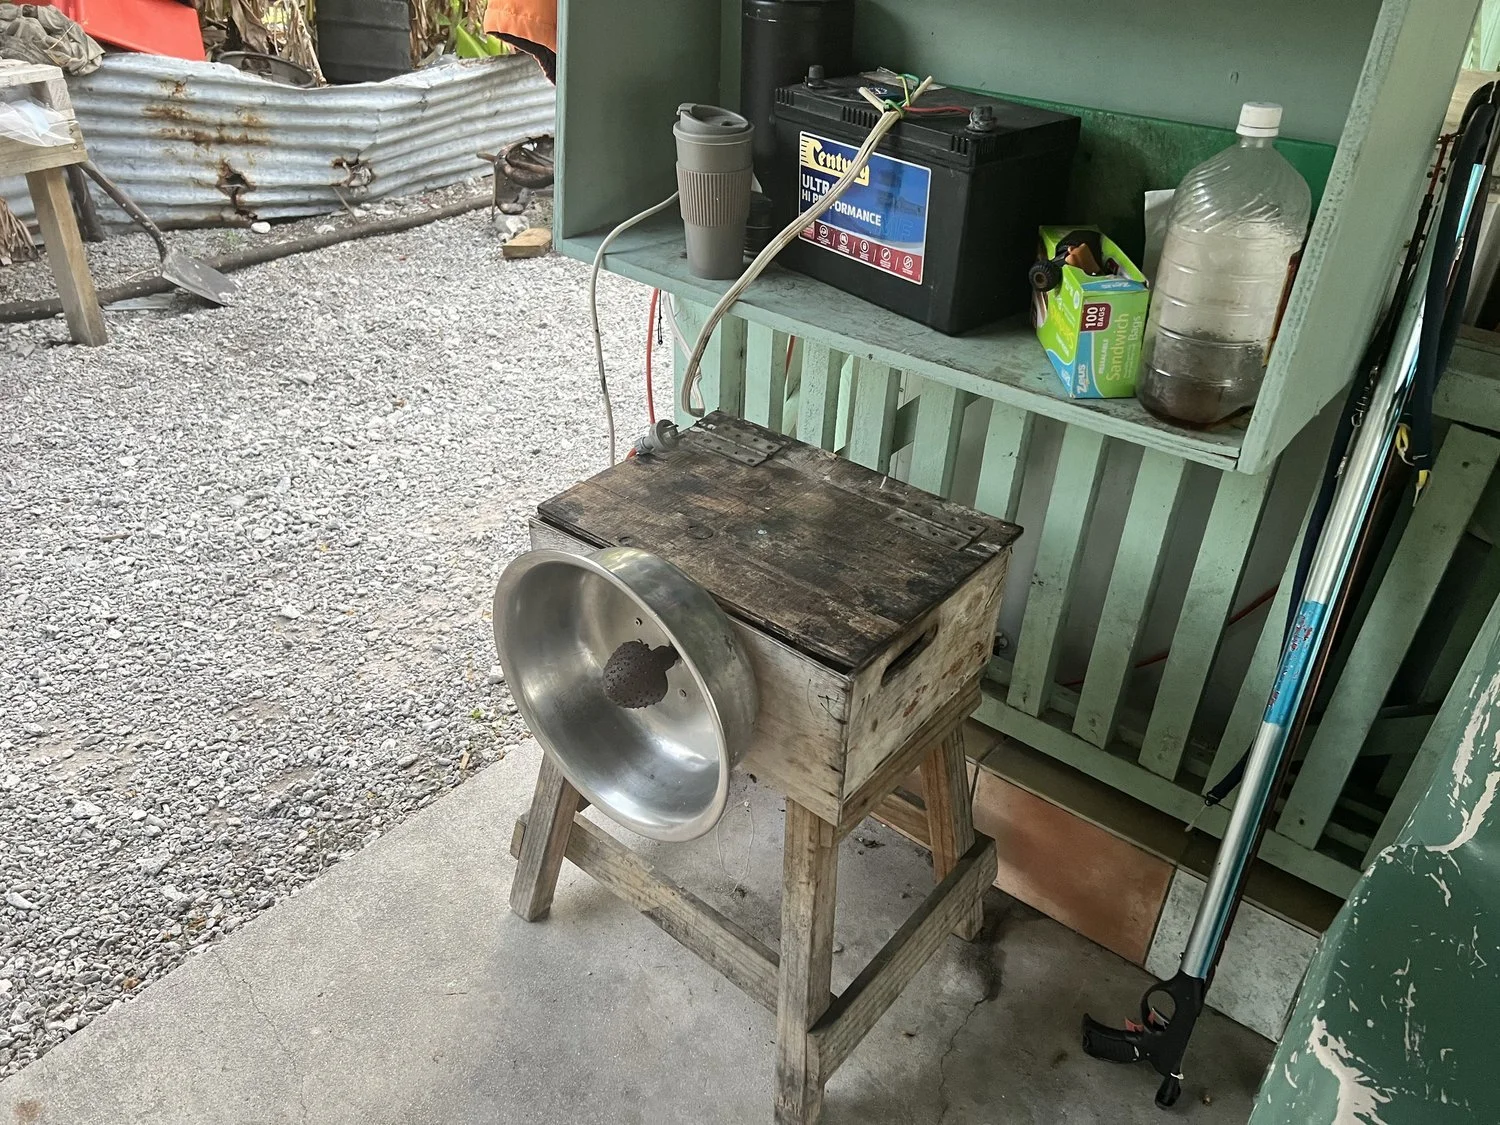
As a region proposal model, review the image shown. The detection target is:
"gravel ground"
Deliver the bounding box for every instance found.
[0,189,666,1078]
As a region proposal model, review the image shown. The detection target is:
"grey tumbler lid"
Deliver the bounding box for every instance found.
[674,104,753,143]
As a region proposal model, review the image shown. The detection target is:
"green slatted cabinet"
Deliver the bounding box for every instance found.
[553,0,1496,896]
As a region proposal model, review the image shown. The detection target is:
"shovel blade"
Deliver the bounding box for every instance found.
[162,251,238,306]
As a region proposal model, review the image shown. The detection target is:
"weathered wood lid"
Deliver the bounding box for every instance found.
[537,413,1021,675]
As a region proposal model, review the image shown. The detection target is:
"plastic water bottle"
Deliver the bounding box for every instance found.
[1138,103,1311,427]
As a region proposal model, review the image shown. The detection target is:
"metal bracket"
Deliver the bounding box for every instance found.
[690,418,787,466]
[881,490,986,550]
[888,509,979,550]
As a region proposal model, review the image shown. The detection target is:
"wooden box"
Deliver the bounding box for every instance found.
[530,412,1021,831]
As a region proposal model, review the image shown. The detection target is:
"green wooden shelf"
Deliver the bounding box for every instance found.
[561,214,1247,471]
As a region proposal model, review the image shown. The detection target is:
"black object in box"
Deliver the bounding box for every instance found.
[770,74,1080,335]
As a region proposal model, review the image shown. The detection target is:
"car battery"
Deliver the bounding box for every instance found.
[770,74,1080,335]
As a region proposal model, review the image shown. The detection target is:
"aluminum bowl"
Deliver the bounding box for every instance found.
[492,546,758,842]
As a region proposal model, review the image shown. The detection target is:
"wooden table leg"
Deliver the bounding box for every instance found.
[920,726,984,941]
[775,800,838,1125]
[25,166,106,346]
[509,754,583,922]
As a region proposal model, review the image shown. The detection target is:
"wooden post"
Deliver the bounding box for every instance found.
[775,800,838,1125]
[919,727,984,941]
[509,755,583,922]
[25,166,106,346]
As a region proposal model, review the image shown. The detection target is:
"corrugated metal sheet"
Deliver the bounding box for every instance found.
[1,52,554,228]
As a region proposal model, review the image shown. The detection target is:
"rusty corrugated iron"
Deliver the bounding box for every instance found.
[1,52,554,228]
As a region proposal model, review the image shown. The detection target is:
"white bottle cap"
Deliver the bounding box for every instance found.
[1237,102,1283,138]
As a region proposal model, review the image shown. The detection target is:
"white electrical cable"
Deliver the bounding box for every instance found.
[677,77,934,418]
[664,293,693,364]
[590,191,681,466]
[663,293,708,414]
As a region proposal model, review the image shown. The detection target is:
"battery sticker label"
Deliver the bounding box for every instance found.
[797,131,931,285]
[1264,601,1327,725]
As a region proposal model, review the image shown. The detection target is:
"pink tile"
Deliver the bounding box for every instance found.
[971,771,1172,965]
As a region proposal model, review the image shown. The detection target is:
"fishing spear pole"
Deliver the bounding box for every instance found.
[1080,89,1499,1109]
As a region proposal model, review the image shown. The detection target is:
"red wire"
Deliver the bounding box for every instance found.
[1060,585,1279,690]
[645,288,659,425]
[784,335,796,380]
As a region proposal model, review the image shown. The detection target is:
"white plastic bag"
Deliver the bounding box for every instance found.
[0,95,72,147]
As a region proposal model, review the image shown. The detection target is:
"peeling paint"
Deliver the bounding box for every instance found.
[1399,982,1419,1061]
[1309,1017,1394,1125]
[1428,770,1500,855]
[1426,871,1452,906]
[1451,668,1500,802]
[1253,619,1500,1125]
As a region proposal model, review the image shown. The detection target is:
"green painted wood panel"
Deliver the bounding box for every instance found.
[972,405,1034,522]
[669,297,701,430]
[1240,0,1483,473]
[1278,424,1500,849]
[670,301,747,420]
[743,322,790,433]
[1007,427,1109,717]
[989,94,1336,264]
[1204,498,1316,796]
[834,355,856,454]
[846,362,902,473]
[1419,542,1500,706]
[1363,585,1500,865]
[781,336,805,429]
[555,0,718,240]
[907,383,969,497]
[1254,620,1500,1123]
[975,685,1357,898]
[1439,333,1500,430]
[853,0,1377,144]
[701,315,748,419]
[797,341,844,450]
[1369,712,1439,800]
[1074,452,1190,749]
[1139,468,1274,779]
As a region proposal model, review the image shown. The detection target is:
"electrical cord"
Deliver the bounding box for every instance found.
[677,77,935,418]
[590,191,681,466]
[664,292,694,362]
[645,288,661,425]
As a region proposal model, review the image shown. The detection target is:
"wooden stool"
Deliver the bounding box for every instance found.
[0,60,106,345]
[503,415,1019,1125]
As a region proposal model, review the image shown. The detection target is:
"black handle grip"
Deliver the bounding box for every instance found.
[1080,1015,1143,1064]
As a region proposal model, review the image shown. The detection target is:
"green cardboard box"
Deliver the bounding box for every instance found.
[1032,227,1150,399]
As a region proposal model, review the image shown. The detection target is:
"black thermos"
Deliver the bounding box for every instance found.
[740,0,856,189]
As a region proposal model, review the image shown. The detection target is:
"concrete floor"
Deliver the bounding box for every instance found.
[0,742,1272,1124]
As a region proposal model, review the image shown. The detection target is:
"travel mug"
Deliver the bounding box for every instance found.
[673,104,754,280]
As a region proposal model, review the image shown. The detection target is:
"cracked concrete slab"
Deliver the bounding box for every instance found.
[0,741,1272,1124]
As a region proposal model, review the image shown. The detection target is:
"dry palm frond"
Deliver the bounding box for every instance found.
[275,1,323,83]
[195,0,322,82]
[0,196,36,265]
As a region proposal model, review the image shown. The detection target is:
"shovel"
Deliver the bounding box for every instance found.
[79,162,238,306]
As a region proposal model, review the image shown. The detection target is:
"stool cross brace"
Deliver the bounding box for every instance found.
[508,681,997,1125]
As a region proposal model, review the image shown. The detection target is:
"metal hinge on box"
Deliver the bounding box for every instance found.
[691,415,788,466]
[887,506,984,550]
